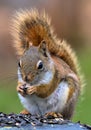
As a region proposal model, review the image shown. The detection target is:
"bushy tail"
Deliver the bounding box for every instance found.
[11,9,54,56]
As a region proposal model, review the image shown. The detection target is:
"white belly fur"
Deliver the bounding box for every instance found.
[18,80,69,115]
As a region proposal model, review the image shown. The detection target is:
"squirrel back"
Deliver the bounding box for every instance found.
[12,9,80,77]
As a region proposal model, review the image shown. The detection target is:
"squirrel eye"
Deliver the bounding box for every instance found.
[37,60,43,70]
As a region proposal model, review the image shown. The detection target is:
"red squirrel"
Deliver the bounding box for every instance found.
[12,9,82,119]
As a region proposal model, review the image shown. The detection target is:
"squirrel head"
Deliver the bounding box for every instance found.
[18,40,55,85]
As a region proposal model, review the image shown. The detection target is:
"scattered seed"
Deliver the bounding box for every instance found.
[0,112,90,129]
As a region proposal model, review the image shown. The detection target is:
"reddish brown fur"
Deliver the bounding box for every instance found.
[12,9,80,77]
[12,9,83,118]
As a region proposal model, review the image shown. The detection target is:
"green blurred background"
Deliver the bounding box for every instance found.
[0,0,91,125]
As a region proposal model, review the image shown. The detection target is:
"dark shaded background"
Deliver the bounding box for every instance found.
[0,0,91,125]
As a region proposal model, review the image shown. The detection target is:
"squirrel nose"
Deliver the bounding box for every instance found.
[24,74,33,82]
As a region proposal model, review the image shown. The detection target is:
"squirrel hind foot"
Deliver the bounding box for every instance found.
[20,109,30,115]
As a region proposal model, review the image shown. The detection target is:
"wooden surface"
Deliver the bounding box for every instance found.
[0,123,90,130]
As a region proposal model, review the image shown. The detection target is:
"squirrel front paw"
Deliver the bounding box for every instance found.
[17,82,37,96]
[26,86,37,95]
[17,82,27,97]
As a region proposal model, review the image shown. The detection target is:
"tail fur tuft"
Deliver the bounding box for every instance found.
[11,9,53,56]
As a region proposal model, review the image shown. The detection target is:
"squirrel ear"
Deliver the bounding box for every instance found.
[39,40,49,57]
